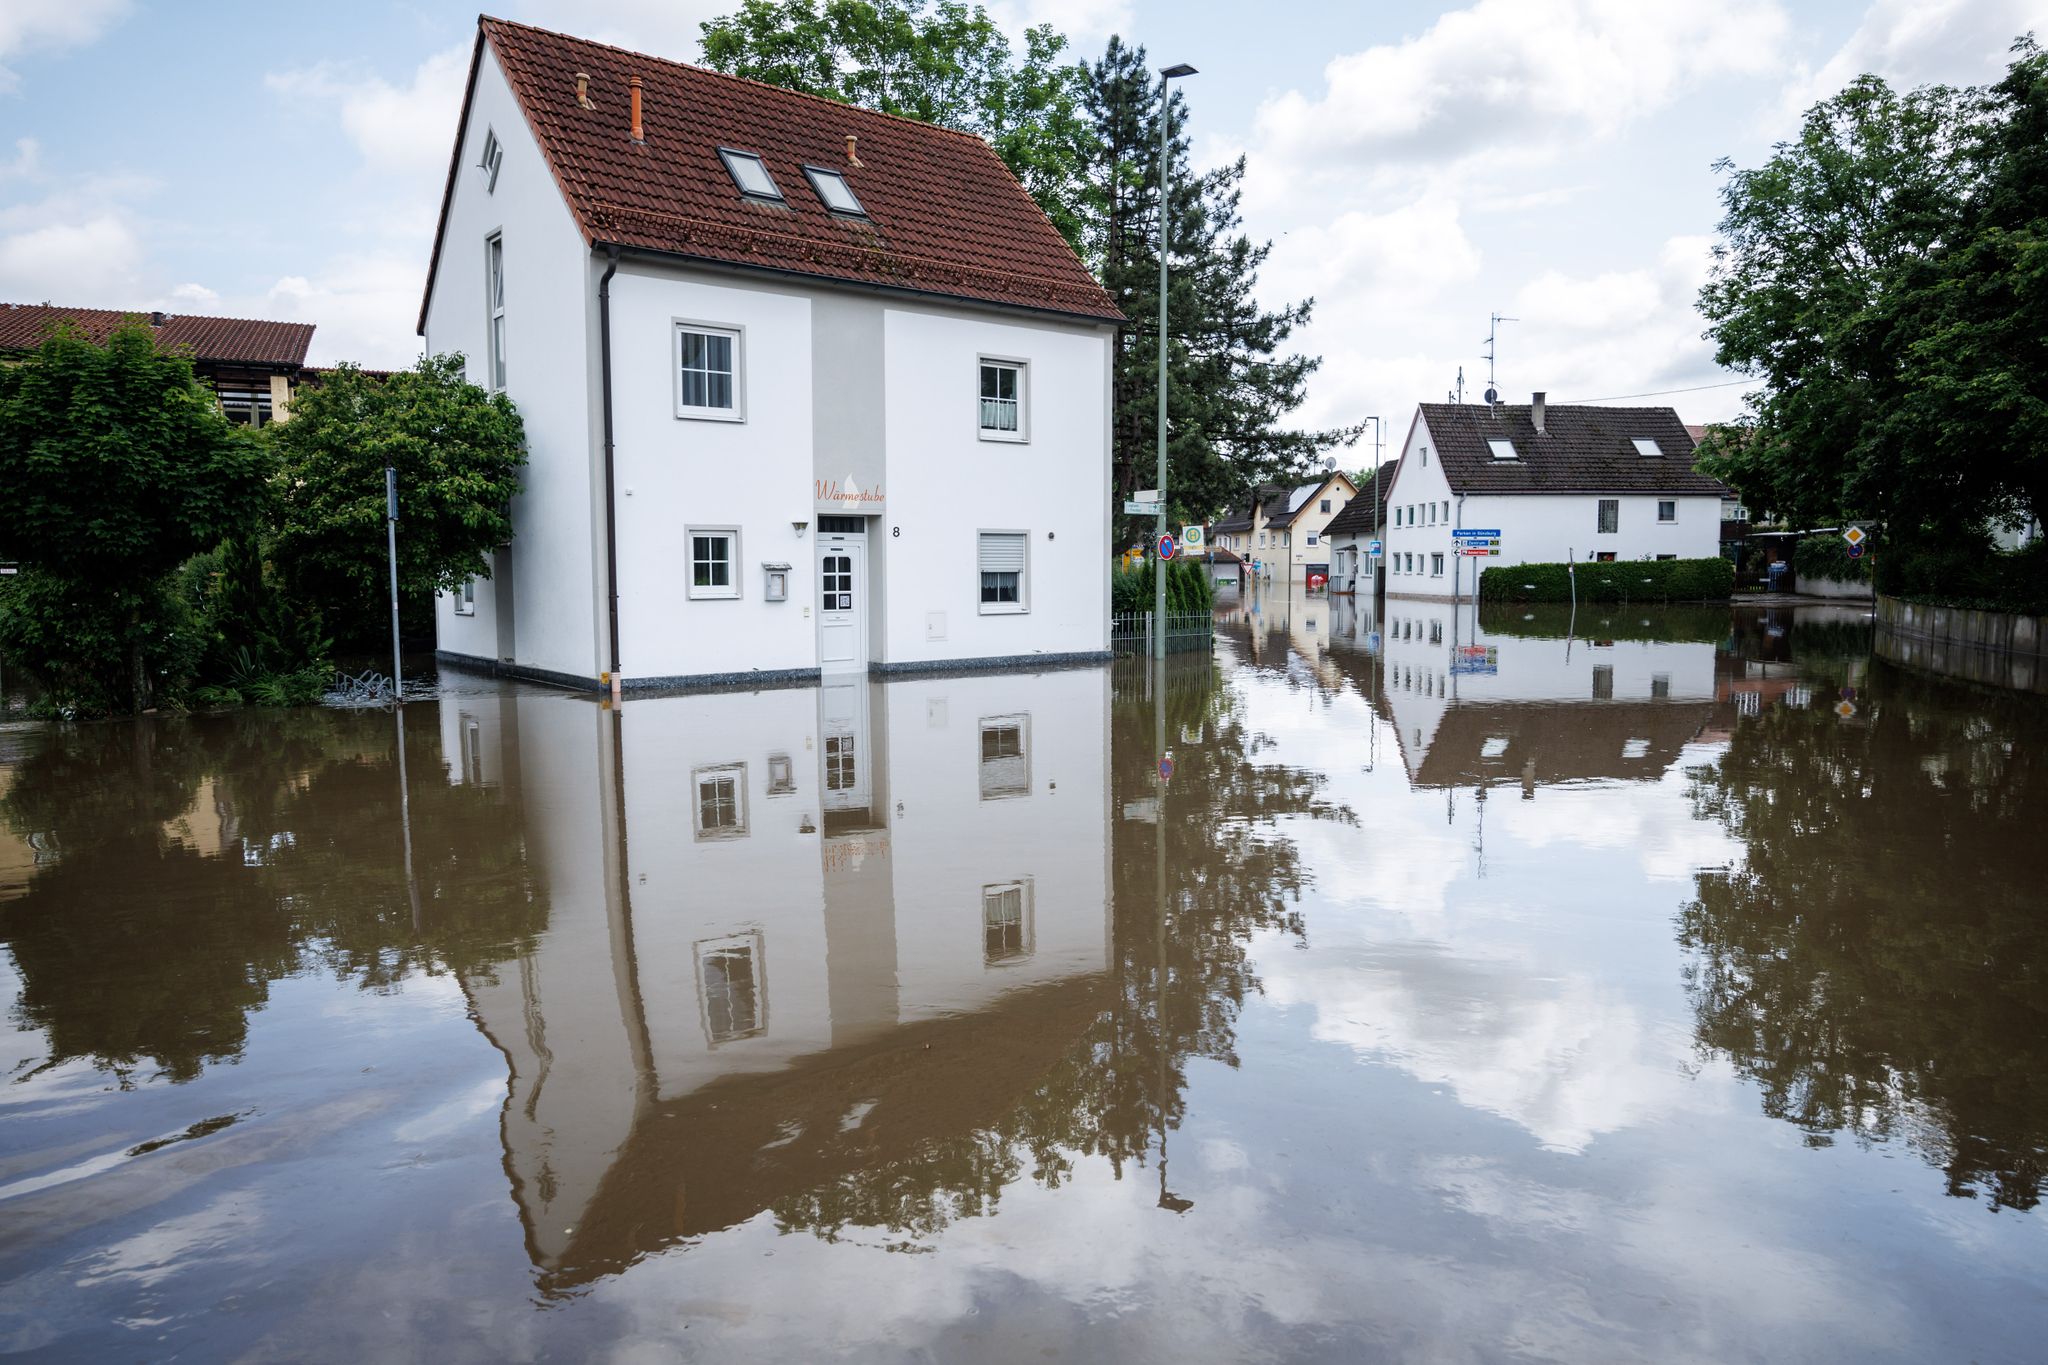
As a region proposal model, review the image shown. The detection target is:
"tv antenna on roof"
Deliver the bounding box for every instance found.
[1483,312,1517,404]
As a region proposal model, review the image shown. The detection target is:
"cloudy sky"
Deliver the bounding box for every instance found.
[1,0,2038,430]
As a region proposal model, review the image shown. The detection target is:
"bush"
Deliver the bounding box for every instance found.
[1879,534,2048,614]
[1478,556,1735,604]
[1112,557,1214,615]
[1794,533,1871,584]
[0,568,204,718]
[1477,602,1732,643]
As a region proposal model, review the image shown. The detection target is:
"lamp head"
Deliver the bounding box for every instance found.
[1161,63,1197,79]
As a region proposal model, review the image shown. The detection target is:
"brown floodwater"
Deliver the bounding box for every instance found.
[2,596,2044,1362]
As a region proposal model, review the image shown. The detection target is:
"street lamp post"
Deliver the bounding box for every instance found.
[1154,62,1197,662]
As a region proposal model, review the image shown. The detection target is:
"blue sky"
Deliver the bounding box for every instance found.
[2,0,2040,428]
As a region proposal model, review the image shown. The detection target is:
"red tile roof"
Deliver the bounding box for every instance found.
[420,17,1120,333]
[0,302,314,368]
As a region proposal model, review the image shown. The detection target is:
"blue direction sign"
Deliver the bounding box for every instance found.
[1367,539,1383,557]
[1451,528,1500,538]
[1157,533,1178,561]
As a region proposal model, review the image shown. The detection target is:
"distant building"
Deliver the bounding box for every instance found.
[419,17,1120,691]
[1380,396,1728,600]
[1206,470,1358,585]
[0,301,315,427]
[1324,457,1401,595]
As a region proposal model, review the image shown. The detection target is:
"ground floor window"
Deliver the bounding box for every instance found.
[693,762,748,839]
[982,880,1033,963]
[979,716,1029,799]
[697,932,765,1043]
[1595,551,1618,562]
[978,531,1027,612]
[689,528,740,599]
[454,578,477,615]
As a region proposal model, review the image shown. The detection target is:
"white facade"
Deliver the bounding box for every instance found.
[425,50,1114,688]
[1378,411,1723,601]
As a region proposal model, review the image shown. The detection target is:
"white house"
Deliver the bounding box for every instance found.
[421,18,1120,691]
[1206,470,1358,584]
[1378,396,1728,600]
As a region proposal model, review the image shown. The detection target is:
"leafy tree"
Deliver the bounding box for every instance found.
[1080,38,1361,545]
[0,324,268,712]
[269,357,525,649]
[699,0,1094,246]
[1697,40,2046,565]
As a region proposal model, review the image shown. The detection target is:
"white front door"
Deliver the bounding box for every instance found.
[817,535,867,672]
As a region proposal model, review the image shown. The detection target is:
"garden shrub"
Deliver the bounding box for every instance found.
[1478,556,1735,604]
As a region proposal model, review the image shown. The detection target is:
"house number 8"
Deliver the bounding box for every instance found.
[892,526,901,537]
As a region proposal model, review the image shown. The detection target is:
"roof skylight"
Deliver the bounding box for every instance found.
[804,165,865,216]
[1632,438,1664,457]
[719,148,784,202]
[1487,438,1518,460]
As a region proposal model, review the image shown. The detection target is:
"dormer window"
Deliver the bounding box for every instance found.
[804,166,865,216]
[719,148,783,202]
[1631,438,1664,457]
[479,128,503,193]
[1488,438,1517,460]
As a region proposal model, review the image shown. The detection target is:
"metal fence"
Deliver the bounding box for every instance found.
[1110,611,1215,654]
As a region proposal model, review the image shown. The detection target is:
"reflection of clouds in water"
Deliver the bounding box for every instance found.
[1500,744,1744,881]
[75,1192,265,1290]
[1256,932,1701,1152]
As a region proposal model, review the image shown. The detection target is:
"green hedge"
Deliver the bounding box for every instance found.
[1878,535,2048,615]
[1112,556,1215,614]
[1794,533,1871,585]
[1478,556,1734,604]
[1476,602,1732,643]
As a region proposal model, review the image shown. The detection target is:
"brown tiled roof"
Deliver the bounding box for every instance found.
[420,17,1120,332]
[0,303,313,368]
[1418,403,1727,496]
[1325,459,1401,536]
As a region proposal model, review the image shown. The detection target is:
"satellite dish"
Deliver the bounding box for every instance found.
[1484,387,1499,404]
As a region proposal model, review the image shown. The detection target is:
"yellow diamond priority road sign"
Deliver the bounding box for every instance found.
[1843,525,1867,546]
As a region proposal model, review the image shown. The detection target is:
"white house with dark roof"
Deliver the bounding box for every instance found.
[421,17,1120,691]
[1379,395,1728,600]
[1206,470,1357,584]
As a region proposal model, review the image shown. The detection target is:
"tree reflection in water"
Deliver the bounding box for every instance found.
[0,707,548,1083]
[1682,663,2048,1210]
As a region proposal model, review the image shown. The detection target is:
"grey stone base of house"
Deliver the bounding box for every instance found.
[868,650,1113,677]
[1873,594,2048,694]
[436,648,1112,695]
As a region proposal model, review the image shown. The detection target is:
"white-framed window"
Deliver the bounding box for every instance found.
[675,322,742,420]
[692,763,748,840]
[1320,498,1332,514]
[979,359,1026,440]
[1306,533,1319,546]
[1442,501,1450,521]
[719,148,783,202]
[688,527,741,599]
[454,578,477,615]
[485,233,505,391]
[804,165,865,216]
[478,128,503,193]
[978,530,1028,612]
[979,715,1029,800]
[1258,531,1267,547]
[1597,499,1620,534]
[1431,553,1444,577]
[1427,504,1436,525]
[696,931,765,1043]
[982,879,1034,964]
[1592,665,1615,700]
[1657,499,1677,523]
[1488,438,1517,460]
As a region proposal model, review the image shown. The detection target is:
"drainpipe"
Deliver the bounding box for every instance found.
[599,244,622,699]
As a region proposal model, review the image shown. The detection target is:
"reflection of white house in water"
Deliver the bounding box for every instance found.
[437,669,1110,1282]
[1331,599,1717,790]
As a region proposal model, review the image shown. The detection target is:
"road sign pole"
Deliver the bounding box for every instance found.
[385,466,403,704]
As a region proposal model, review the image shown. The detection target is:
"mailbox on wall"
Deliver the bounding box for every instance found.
[763,562,791,602]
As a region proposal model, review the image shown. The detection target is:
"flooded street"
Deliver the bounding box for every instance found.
[3,595,2045,1362]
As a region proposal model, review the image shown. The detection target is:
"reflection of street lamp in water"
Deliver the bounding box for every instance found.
[1153,639,1193,1217]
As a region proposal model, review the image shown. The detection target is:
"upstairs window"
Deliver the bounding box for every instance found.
[486,233,506,390]
[1597,499,1619,534]
[479,128,503,192]
[693,763,748,840]
[1320,498,1332,514]
[676,324,742,419]
[1488,438,1517,460]
[719,148,783,202]
[983,881,1033,963]
[804,165,865,216]
[1658,499,1677,523]
[1632,438,1664,458]
[979,359,1026,440]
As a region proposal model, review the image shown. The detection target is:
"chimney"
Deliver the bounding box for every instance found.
[575,72,593,109]
[845,134,863,167]
[149,310,165,326]
[628,76,644,142]
[1532,391,1546,435]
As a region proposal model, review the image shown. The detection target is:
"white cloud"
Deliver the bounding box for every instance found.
[249,253,427,369]
[0,137,38,180]
[1781,0,2042,116]
[0,214,142,301]
[1251,0,1791,174]
[0,0,131,92]
[265,45,471,194]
